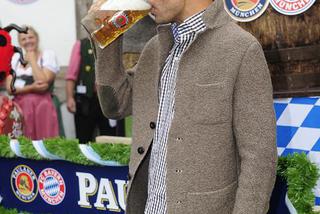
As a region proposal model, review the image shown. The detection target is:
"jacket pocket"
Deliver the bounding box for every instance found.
[186,180,237,214]
[191,82,230,124]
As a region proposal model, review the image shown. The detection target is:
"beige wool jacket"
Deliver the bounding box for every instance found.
[82,0,278,213]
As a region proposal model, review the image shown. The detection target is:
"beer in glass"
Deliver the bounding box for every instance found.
[89,0,151,49]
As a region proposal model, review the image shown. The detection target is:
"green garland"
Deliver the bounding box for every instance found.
[90,143,130,165]
[0,206,31,214]
[278,153,320,214]
[19,136,42,161]
[0,136,131,165]
[0,136,15,158]
[41,138,95,166]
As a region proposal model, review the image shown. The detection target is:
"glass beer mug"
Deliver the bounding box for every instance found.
[89,0,151,49]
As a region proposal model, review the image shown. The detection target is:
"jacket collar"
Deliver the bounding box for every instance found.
[202,0,233,29]
[157,23,174,68]
[155,0,233,87]
[156,0,233,62]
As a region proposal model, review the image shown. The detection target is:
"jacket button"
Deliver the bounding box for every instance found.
[137,147,145,154]
[85,65,92,72]
[150,122,156,129]
[176,137,183,142]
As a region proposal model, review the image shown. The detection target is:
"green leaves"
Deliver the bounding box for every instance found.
[0,136,131,166]
[90,143,131,165]
[278,153,320,214]
[0,136,14,158]
[19,136,42,160]
[44,138,95,166]
[0,206,31,214]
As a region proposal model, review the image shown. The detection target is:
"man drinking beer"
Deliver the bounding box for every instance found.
[83,0,277,213]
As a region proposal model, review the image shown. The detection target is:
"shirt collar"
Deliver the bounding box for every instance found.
[171,10,206,43]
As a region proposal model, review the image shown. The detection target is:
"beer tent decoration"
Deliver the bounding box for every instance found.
[270,0,317,15]
[224,0,270,22]
[0,137,130,214]
[224,0,317,22]
[0,136,318,213]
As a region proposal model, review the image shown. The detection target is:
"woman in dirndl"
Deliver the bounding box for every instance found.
[6,25,59,140]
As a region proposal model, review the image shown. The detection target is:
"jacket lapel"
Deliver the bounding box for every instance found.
[202,0,234,29]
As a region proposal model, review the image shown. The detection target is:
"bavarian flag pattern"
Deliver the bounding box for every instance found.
[224,0,269,22]
[274,97,320,206]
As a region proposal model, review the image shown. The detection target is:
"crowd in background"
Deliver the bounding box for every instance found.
[1,25,124,143]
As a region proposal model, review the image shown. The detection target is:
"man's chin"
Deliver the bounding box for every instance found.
[154,18,171,25]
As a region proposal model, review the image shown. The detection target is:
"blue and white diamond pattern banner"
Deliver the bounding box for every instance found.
[274,97,320,206]
[44,177,60,197]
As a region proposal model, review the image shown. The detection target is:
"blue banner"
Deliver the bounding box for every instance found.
[267,176,290,214]
[0,158,128,214]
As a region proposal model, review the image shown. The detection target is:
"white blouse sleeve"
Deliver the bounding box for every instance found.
[41,50,60,74]
[11,53,20,71]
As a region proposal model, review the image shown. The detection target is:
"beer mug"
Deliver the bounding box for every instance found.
[87,0,151,49]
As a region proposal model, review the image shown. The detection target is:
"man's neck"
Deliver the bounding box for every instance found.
[174,0,213,24]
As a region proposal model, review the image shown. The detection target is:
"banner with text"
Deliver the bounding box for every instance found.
[0,158,128,214]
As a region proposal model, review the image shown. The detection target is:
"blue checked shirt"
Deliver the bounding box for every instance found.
[144,11,207,214]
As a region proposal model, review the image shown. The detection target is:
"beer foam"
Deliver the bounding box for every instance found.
[100,0,151,11]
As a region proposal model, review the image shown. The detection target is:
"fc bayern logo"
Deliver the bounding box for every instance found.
[270,0,316,15]
[11,165,38,203]
[38,168,66,205]
[224,0,270,22]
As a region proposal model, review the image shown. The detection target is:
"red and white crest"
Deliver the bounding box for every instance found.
[38,168,66,205]
[270,0,316,15]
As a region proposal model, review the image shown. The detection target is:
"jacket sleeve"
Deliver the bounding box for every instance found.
[81,13,134,120]
[232,42,278,214]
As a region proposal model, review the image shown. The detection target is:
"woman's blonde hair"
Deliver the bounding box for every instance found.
[18,25,40,42]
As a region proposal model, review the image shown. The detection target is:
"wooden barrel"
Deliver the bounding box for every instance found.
[239,2,320,97]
